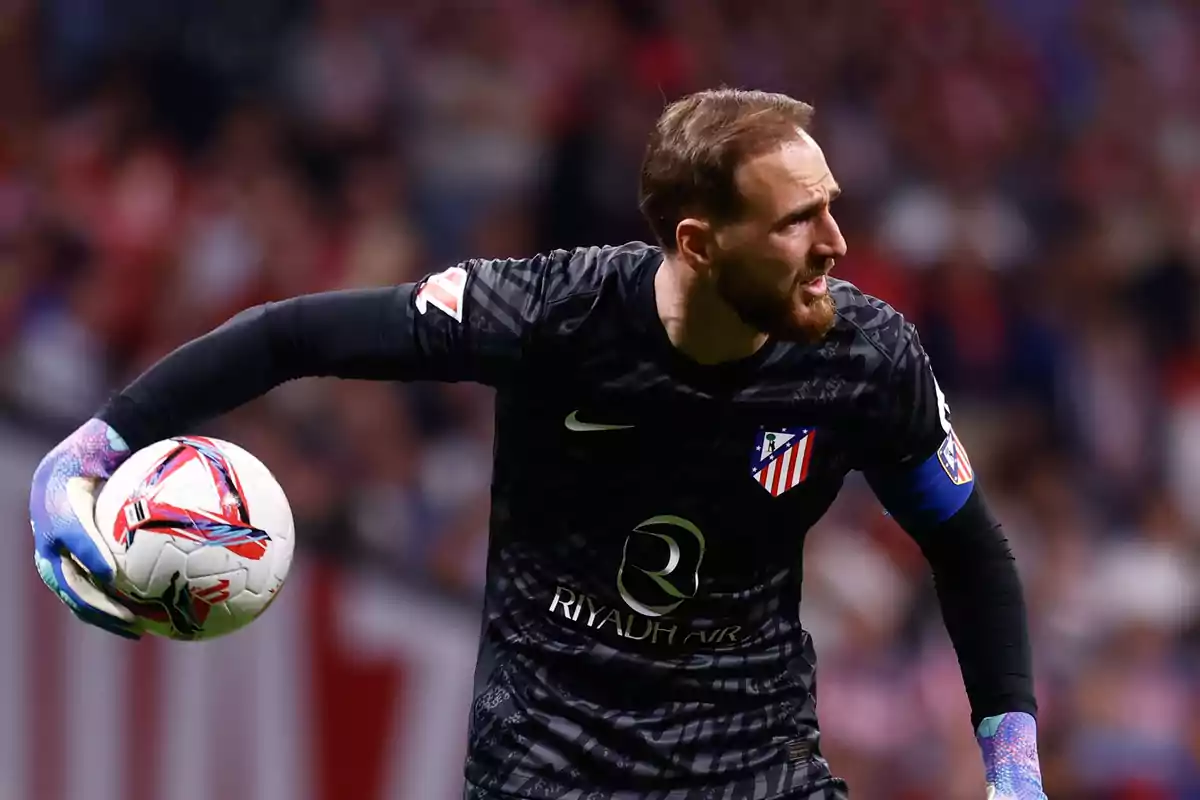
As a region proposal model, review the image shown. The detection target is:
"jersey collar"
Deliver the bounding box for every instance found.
[634,249,784,392]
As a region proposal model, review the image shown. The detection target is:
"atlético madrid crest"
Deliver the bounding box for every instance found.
[937,429,974,485]
[751,427,815,497]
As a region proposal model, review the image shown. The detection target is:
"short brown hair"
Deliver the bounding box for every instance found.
[638,88,815,250]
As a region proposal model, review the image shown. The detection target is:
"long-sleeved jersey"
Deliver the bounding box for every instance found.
[99,242,1033,800]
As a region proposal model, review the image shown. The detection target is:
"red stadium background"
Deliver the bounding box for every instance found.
[4,0,1200,797]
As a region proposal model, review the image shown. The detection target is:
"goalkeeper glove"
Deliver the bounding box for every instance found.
[29,418,140,640]
[977,712,1047,799]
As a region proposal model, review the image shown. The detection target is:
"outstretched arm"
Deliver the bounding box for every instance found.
[862,327,1045,800]
[30,254,555,639]
[100,255,551,451]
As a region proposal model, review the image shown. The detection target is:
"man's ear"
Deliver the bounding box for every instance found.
[675,218,714,275]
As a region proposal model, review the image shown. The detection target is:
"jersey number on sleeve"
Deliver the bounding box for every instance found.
[415,266,468,322]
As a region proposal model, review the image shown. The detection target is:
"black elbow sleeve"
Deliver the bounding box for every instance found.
[907,488,1038,728]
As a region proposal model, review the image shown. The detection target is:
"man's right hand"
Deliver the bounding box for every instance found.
[29,418,142,640]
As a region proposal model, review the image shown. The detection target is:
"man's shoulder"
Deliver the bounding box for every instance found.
[535,241,659,306]
[457,241,657,360]
[828,277,913,365]
[467,240,656,309]
[448,241,656,335]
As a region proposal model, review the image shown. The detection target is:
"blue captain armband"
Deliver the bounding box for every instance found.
[866,429,976,530]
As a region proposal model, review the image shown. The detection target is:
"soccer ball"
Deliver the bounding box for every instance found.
[93,436,295,641]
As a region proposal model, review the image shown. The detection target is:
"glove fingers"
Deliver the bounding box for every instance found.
[60,476,118,583]
[70,604,142,641]
[38,547,138,630]
[58,550,136,623]
[38,552,142,640]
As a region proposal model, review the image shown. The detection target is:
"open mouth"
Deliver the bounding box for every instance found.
[800,274,828,296]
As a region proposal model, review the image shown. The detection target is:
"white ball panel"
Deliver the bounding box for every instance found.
[226,586,281,622]
[183,540,246,580]
[115,530,160,590]
[144,540,191,599]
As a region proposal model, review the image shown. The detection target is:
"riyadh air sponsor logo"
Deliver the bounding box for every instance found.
[547,515,747,648]
[547,586,745,648]
[617,515,704,616]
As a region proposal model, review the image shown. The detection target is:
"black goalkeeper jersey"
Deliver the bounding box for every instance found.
[397,241,954,799]
[100,241,975,800]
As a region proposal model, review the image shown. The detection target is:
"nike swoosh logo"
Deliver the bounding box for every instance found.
[564,411,635,432]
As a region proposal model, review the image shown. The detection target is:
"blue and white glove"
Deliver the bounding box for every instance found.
[29,418,141,640]
[977,712,1047,799]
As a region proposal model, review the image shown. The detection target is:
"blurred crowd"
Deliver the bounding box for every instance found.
[3,0,1200,797]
